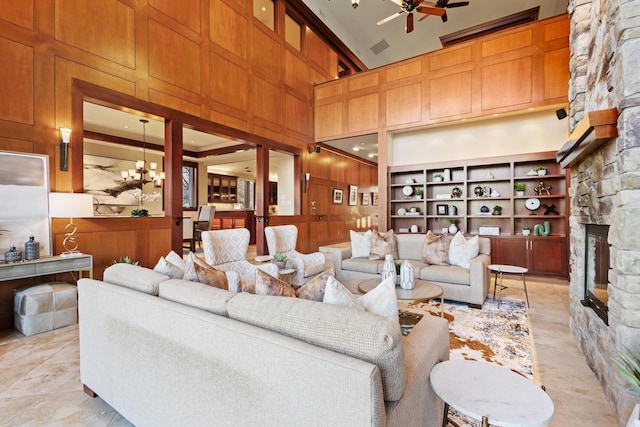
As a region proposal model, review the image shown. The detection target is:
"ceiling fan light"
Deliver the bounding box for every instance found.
[351,0,359,9]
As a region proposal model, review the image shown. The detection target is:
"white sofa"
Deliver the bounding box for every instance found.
[320,233,492,308]
[78,263,450,427]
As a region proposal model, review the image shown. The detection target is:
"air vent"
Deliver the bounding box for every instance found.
[370,39,389,55]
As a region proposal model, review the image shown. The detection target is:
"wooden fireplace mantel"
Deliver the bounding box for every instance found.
[556,108,619,168]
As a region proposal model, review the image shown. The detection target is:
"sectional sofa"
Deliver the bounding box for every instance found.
[78,263,450,427]
[320,233,492,308]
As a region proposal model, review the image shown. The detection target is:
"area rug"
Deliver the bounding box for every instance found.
[399,282,532,427]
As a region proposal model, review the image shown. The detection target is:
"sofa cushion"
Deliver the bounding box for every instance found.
[350,230,372,258]
[448,232,480,268]
[254,269,296,297]
[419,264,470,285]
[103,263,168,296]
[295,268,334,301]
[342,257,382,274]
[422,231,450,266]
[369,230,398,260]
[227,292,405,401]
[158,279,234,316]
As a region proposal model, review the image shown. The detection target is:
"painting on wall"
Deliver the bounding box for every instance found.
[84,154,140,206]
[0,151,51,256]
[348,185,358,206]
[332,188,344,204]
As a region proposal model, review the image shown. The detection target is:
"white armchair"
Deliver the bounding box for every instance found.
[264,225,326,286]
[201,229,278,285]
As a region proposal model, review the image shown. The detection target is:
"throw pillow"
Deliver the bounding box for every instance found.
[165,250,185,269]
[368,229,399,260]
[448,232,480,268]
[422,230,450,266]
[350,230,372,258]
[295,268,335,301]
[153,256,184,279]
[194,262,229,290]
[254,269,296,298]
[323,276,365,310]
[357,276,399,319]
[183,252,201,281]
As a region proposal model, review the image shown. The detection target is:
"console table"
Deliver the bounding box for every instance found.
[0,255,93,330]
[0,255,93,281]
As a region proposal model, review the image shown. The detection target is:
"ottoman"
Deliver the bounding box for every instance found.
[14,282,78,336]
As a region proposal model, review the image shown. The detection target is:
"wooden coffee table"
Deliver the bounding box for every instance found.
[358,278,444,316]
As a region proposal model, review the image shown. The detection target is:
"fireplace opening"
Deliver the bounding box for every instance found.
[582,224,610,325]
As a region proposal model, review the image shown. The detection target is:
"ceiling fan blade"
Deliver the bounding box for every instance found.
[416,6,445,16]
[389,0,404,7]
[377,11,405,26]
[447,1,469,7]
[441,10,448,22]
[406,12,414,33]
[418,13,430,22]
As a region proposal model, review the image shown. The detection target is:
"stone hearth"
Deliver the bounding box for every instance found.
[567,0,640,424]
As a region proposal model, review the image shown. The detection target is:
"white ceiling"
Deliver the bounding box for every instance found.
[302,0,569,69]
[82,0,569,175]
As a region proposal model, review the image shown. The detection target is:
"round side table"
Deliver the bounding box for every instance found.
[488,264,529,308]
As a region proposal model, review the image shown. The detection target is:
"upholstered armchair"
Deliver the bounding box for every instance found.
[201,228,278,284]
[193,205,216,249]
[264,225,326,286]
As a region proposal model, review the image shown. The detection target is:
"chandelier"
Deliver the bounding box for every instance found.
[121,119,164,187]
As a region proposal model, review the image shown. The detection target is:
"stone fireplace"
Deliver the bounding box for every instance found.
[565,0,640,423]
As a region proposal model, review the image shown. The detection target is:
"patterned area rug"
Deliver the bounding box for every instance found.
[399,285,532,427]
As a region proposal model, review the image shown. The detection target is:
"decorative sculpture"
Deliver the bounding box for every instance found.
[533,221,551,236]
[534,181,552,196]
[400,260,415,290]
[382,254,396,284]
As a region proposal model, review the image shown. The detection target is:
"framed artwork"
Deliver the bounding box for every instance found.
[84,154,139,206]
[372,192,379,206]
[348,185,358,206]
[436,204,449,215]
[332,188,344,204]
[361,192,371,206]
[0,151,52,256]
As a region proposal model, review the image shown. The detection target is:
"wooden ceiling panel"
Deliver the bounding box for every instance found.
[544,48,570,101]
[284,50,311,98]
[252,76,282,124]
[386,83,422,127]
[252,27,282,81]
[149,0,201,32]
[348,94,378,134]
[0,0,33,30]
[481,57,532,110]
[429,72,472,119]
[209,0,247,60]
[285,93,312,137]
[209,51,249,112]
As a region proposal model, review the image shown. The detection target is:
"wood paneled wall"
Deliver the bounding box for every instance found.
[314,14,570,141]
[0,0,372,272]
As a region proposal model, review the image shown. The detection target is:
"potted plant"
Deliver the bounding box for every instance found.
[414,186,424,198]
[433,173,444,182]
[535,166,548,176]
[522,226,531,236]
[111,256,139,266]
[493,205,502,216]
[514,182,527,196]
[448,218,459,234]
[273,252,288,269]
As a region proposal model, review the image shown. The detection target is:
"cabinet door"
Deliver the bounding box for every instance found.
[229,177,237,202]
[496,237,528,268]
[529,237,567,277]
[211,175,221,202]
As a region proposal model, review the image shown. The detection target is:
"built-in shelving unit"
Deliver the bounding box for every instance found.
[389,151,569,277]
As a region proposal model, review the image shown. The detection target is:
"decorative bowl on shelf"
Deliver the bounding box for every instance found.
[108,205,125,214]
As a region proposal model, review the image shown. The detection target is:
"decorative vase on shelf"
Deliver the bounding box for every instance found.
[448,222,458,234]
[443,169,451,182]
[24,234,40,260]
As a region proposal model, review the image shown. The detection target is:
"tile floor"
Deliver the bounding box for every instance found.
[0,274,618,426]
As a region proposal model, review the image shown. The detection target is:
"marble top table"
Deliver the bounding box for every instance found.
[430,360,554,427]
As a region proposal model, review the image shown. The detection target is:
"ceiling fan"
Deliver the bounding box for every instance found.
[377,0,470,33]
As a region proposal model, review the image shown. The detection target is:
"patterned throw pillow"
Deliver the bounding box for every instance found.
[368,229,399,260]
[295,268,335,301]
[255,269,296,298]
[422,230,450,266]
[194,262,229,290]
[448,232,480,268]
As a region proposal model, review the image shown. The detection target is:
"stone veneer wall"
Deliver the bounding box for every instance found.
[568,0,640,423]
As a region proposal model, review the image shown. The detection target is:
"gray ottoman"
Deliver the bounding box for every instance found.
[14,282,78,336]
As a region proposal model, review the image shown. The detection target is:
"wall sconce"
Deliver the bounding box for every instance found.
[304,172,310,193]
[59,127,71,171]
